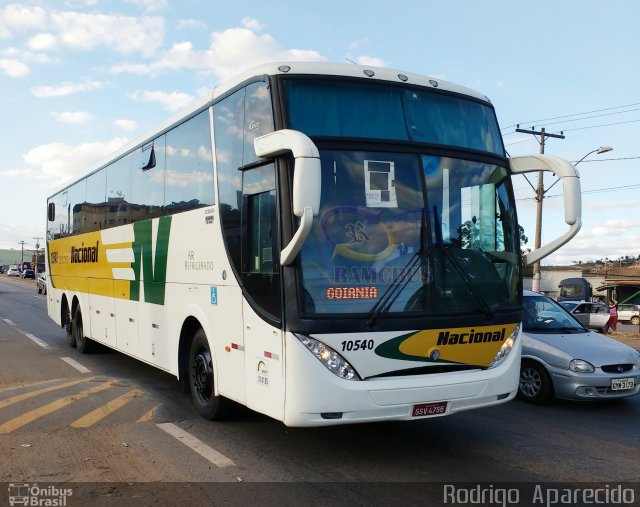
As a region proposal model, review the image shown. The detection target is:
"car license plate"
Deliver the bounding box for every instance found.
[611,378,635,391]
[411,401,448,418]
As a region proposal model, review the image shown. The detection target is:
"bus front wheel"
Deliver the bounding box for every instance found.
[189,329,230,420]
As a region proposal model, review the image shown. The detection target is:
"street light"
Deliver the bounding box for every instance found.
[530,145,613,293]
[574,146,613,166]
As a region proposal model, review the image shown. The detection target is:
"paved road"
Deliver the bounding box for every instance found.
[1,276,639,506]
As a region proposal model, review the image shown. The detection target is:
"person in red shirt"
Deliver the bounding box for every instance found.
[604,299,618,333]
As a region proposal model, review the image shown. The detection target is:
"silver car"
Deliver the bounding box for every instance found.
[519,291,640,403]
[557,300,609,332]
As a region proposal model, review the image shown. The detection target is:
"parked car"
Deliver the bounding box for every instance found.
[519,290,640,404]
[21,268,35,279]
[617,304,640,326]
[6,267,20,277]
[37,272,47,295]
[557,300,609,332]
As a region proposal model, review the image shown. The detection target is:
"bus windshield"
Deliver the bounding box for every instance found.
[297,150,520,316]
[283,79,504,155]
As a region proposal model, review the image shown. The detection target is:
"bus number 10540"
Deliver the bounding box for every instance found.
[341,339,375,352]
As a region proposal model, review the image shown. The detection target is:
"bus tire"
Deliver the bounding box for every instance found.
[66,306,76,348]
[189,329,230,420]
[73,309,93,354]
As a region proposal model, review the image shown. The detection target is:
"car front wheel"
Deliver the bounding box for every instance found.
[631,316,639,326]
[518,360,552,404]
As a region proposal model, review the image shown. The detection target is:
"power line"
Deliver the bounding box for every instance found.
[501,101,640,131]
[517,182,640,201]
[560,119,640,132]
[504,119,640,146]
[569,156,640,164]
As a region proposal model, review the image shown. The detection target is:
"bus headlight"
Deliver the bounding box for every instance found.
[296,335,359,380]
[488,324,520,369]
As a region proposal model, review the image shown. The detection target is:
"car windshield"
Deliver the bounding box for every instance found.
[523,295,586,332]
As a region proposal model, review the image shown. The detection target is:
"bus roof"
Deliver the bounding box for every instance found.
[48,61,492,199]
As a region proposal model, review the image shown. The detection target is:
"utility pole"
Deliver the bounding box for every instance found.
[33,237,43,274]
[515,126,565,292]
[18,240,27,269]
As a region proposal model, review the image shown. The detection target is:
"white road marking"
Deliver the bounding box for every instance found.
[22,332,50,350]
[156,422,236,468]
[2,319,16,326]
[60,357,92,373]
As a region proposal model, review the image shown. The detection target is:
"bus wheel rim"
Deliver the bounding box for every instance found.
[192,349,212,402]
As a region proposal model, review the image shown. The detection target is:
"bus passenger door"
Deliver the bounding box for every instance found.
[241,164,285,421]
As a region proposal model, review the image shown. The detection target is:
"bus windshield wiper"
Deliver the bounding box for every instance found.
[433,207,494,320]
[367,207,431,327]
[366,249,425,327]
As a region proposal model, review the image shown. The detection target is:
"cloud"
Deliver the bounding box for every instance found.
[0,224,46,250]
[577,219,637,239]
[112,21,326,82]
[27,32,57,51]
[22,138,129,188]
[241,17,264,31]
[32,80,108,97]
[0,58,29,77]
[52,111,92,124]
[127,89,195,112]
[0,5,165,57]
[113,119,139,132]
[2,46,56,64]
[0,4,48,38]
[176,19,206,31]
[124,0,169,13]
[206,27,326,82]
[50,11,165,56]
[585,199,640,211]
[546,235,640,265]
[354,55,386,67]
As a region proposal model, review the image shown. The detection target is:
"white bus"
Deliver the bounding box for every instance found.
[45,62,581,426]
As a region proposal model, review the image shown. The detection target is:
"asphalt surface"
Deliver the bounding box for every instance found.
[1,275,639,506]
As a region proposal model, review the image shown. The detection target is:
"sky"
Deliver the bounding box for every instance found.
[0,0,638,265]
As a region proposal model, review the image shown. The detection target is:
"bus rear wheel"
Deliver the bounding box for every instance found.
[65,306,76,348]
[189,329,230,420]
[72,309,93,354]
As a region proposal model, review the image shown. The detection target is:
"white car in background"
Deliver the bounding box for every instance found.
[617,304,640,326]
[557,300,609,332]
[6,267,20,277]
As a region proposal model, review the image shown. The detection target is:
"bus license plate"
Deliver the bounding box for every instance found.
[412,401,448,418]
[611,378,634,391]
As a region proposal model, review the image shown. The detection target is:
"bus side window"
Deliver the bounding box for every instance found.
[247,190,276,274]
[133,137,165,220]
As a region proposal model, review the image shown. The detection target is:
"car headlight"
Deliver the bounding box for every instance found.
[488,324,520,369]
[570,359,595,372]
[296,335,359,380]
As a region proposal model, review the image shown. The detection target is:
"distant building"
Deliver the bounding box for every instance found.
[524,265,640,304]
